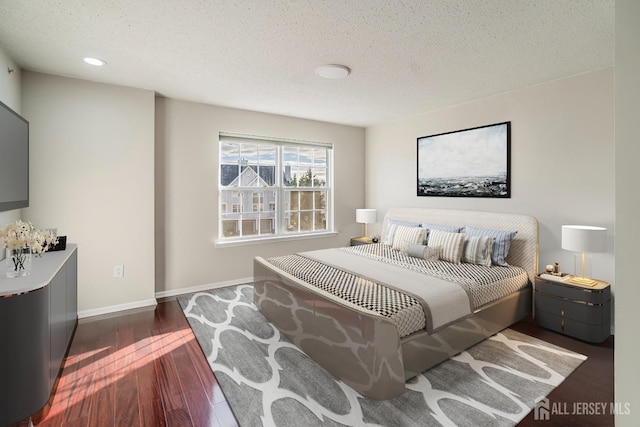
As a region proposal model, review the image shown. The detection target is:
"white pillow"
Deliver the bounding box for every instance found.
[390,224,426,252]
[428,229,464,264]
[383,220,420,245]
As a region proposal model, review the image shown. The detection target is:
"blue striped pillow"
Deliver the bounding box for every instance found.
[464,226,517,267]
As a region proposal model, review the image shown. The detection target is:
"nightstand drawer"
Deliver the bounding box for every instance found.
[534,275,611,343]
[535,309,610,343]
[535,293,610,325]
[536,280,610,305]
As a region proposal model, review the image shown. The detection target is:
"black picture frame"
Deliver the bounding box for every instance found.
[417,121,511,198]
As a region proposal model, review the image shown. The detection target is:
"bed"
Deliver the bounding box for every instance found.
[253,207,538,400]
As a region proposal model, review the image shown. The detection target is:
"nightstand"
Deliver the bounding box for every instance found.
[535,274,611,343]
[350,237,374,246]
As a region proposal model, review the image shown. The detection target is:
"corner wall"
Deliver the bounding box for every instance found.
[22,72,156,315]
[155,97,365,295]
[365,68,615,305]
[615,0,640,422]
[0,46,22,230]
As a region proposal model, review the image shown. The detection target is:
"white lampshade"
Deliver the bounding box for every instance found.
[356,209,376,239]
[561,225,607,286]
[561,225,607,253]
[356,209,377,224]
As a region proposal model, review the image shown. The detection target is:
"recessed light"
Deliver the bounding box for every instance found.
[83,57,107,66]
[316,64,350,79]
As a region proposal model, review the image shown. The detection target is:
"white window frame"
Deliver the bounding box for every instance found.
[217,132,334,246]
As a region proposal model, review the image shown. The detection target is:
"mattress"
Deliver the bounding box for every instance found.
[265,243,529,337]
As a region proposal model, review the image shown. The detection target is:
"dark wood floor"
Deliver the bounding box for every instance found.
[11,301,613,427]
[511,320,614,426]
[11,300,237,427]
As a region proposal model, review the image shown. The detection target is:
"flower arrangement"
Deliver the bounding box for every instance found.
[0,220,58,254]
[1,220,59,277]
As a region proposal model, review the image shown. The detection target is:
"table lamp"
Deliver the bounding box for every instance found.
[356,209,377,239]
[561,225,607,286]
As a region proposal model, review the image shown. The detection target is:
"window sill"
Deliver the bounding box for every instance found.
[214,231,339,248]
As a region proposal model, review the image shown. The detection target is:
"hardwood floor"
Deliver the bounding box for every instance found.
[512,317,614,426]
[11,302,613,427]
[11,300,238,427]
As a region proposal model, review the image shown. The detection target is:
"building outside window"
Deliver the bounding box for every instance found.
[219,133,333,242]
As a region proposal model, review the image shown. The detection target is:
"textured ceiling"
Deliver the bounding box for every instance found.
[0,0,614,127]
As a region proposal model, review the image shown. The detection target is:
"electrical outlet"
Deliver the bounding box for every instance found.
[113,264,124,278]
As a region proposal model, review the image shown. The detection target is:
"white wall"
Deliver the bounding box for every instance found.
[366,68,615,309]
[0,46,23,231]
[21,72,156,315]
[155,97,365,294]
[15,73,363,311]
[615,0,640,423]
[0,46,21,113]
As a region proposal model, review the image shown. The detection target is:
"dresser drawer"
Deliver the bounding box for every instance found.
[535,309,610,343]
[535,292,610,325]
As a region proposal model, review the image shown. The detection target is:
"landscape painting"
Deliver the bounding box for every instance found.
[417,122,511,198]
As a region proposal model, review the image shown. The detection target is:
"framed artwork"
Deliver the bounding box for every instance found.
[417,121,511,198]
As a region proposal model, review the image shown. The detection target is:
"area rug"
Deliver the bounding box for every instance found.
[178,284,587,427]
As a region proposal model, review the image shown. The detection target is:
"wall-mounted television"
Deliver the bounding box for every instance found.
[0,100,29,212]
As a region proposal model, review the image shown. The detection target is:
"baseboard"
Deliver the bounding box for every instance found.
[78,298,158,319]
[155,276,254,300]
[76,278,253,319]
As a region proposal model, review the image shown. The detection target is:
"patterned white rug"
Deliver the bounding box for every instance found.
[178,284,586,427]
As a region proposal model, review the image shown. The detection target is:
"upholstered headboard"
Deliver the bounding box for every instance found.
[382,208,539,283]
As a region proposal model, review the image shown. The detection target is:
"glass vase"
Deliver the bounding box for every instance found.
[5,247,32,278]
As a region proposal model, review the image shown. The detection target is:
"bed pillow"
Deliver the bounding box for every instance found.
[382,219,421,245]
[406,244,441,260]
[390,224,426,252]
[427,229,465,264]
[421,222,463,245]
[462,235,494,267]
[464,226,517,266]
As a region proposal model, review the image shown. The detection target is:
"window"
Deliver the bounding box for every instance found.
[219,133,333,242]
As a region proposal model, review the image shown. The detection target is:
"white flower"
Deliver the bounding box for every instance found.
[0,220,59,256]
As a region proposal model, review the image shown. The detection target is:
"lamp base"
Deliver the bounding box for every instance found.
[567,276,599,287]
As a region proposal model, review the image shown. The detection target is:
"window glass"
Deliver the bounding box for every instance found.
[219,134,332,241]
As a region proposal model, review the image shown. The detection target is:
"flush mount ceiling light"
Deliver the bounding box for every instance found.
[83,57,107,66]
[315,64,350,79]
